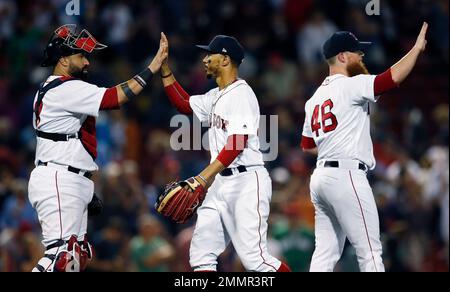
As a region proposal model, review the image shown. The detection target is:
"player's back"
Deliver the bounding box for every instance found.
[304,74,378,169]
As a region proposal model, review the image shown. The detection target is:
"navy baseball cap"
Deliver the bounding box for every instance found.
[323,31,371,59]
[196,35,245,65]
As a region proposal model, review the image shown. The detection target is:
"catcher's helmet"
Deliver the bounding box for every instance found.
[41,24,107,67]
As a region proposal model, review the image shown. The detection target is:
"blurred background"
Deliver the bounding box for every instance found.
[0,0,448,272]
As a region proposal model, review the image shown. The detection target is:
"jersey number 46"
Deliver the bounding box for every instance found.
[311,99,338,137]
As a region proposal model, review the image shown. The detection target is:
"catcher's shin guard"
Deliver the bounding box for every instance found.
[32,234,93,272]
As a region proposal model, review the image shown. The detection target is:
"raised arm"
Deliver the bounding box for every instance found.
[373,22,428,96]
[391,22,428,84]
[159,33,193,114]
[113,33,168,106]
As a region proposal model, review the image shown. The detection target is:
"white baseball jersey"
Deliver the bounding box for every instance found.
[302,73,385,272]
[189,79,264,168]
[188,79,282,272]
[302,74,379,169]
[33,75,107,171]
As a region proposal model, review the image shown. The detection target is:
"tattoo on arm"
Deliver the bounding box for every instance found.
[120,82,137,99]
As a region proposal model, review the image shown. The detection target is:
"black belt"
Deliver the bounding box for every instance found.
[36,130,80,142]
[38,161,93,179]
[220,165,247,177]
[324,161,368,171]
[45,239,68,251]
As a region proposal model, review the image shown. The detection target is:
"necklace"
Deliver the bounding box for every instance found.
[213,78,239,107]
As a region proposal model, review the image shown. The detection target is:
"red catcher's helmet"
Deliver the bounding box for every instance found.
[41,24,107,67]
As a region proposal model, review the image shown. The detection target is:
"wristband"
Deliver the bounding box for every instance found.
[197,175,208,186]
[133,68,153,88]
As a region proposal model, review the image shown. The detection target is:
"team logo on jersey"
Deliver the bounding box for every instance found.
[211,113,229,131]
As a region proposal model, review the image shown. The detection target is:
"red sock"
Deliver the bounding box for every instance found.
[277,262,292,272]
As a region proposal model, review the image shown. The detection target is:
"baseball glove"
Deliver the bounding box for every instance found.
[155,177,206,223]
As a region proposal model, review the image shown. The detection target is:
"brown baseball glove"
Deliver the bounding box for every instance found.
[155,177,206,223]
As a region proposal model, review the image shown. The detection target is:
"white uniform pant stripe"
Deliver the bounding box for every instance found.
[348,170,378,272]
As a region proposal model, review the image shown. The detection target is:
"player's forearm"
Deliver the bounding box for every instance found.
[115,67,155,106]
[390,46,422,85]
[197,135,248,187]
[116,79,144,105]
[198,160,226,187]
[162,65,193,114]
[161,62,175,86]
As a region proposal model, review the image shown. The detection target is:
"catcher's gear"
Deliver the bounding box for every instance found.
[33,234,93,272]
[88,193,103,217]
[41,24,107,67]
[155,177,207,223]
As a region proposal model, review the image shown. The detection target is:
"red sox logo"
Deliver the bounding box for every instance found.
[210,113,229,131]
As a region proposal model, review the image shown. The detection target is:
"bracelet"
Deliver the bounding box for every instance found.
[161,72,173,79]
[133,68,154,88]
[197,175,208,186]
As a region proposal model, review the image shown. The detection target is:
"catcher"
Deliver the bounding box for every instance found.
[28,24,167,272]
[156,33,291,272]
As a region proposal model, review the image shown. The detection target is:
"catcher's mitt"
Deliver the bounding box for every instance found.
[155,177,206,223]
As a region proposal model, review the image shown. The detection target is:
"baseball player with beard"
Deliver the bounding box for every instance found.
[28,24,167,272]
[300,23,428,272]
[159,33,291,272]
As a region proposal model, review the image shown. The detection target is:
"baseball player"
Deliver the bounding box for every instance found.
[28,24,168,272]
[159,33,291,272]
[300,23,428,272]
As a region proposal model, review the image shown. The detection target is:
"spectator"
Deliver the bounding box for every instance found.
[130,214,175,272]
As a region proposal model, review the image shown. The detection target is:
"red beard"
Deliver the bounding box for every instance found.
[347,61,370,77]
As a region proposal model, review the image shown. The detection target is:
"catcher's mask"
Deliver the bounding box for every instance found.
[41,24,107,67]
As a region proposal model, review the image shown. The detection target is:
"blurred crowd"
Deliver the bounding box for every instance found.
[0,0,448,272]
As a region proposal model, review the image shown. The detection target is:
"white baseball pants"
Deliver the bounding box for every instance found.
[309,160,385,272]
[190,167,281,272]
[28,164,94,247]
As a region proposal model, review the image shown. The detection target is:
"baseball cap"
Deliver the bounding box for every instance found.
[323,31,372,59]
[196,35,245,65]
